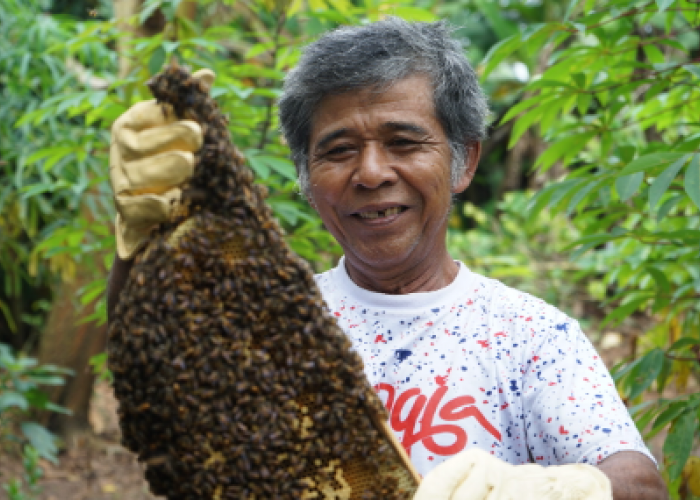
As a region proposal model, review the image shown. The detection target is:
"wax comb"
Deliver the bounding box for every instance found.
[107,63,420,499]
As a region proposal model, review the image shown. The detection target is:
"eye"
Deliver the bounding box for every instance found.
[389,137,419,149]
[327,145,353,155]
[319,144,356,160]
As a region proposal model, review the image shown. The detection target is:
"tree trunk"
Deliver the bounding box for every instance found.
[38,274,107,439]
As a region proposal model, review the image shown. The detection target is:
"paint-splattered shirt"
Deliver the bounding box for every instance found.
[315,258,653,477]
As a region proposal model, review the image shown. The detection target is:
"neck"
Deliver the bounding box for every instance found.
[344,249,459,294]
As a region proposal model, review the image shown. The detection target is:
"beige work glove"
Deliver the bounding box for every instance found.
[414,449,612,500]
[109,68,215,259]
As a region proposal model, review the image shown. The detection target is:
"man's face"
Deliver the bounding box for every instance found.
[307,75,476,275]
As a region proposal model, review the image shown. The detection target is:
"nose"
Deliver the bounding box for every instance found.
[351,142,398,189]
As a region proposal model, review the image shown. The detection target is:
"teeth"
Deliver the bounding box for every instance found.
[358,207,402,219]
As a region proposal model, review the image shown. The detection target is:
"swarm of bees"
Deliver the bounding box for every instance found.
[107,64,419,499]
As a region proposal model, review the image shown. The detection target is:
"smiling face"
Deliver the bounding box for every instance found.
[308,75,479,292]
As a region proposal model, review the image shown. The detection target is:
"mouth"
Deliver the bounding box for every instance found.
[354,206,407,220]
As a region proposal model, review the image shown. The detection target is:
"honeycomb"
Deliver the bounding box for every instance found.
[107,63,420,499]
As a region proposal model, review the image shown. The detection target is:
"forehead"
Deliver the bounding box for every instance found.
[309,75,442,145]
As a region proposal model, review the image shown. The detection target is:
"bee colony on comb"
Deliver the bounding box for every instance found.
[107,64,420,499]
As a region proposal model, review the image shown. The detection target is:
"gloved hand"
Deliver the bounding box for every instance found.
[110,68,215,259]
[413,449,612,500]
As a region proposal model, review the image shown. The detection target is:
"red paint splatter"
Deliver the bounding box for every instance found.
[477,340,490,348]
[435,375,448,386]
[334,312,341,317]
[532,356,540,362]
[494,332,507,337]
[374,335,387,344]
[559,426,569,435]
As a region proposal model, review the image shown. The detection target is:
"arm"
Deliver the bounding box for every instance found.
[598,451,668,500]
[107,253,134,325]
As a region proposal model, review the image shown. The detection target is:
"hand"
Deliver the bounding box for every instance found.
[109,68,215,259]
[413,449,611,500]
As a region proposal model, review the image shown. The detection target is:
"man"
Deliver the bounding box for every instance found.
[108,17,667,499]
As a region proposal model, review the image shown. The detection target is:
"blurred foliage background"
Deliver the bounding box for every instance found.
[1,0,699,497]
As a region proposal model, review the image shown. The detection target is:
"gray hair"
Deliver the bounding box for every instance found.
[278,17,490,196]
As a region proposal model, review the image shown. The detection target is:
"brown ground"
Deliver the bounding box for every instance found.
[0,326,686,499]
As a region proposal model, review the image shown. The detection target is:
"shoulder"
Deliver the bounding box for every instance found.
[466,267,562,317]
[461,265,581,342]
[314,267,335,294]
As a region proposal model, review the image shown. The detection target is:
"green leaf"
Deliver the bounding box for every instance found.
[148,46,167,76]
[567,177,606,215]
[657,194,682,220]
[500,95,544,124]
[0,392,29,411]
[481,35,522,79]
[616,172,643,201]
[618,152,686,176]
[656,355,672,394]
[655,0,674,13]
[162,41,180,54]
[508,106,543,149]
[664,410,696,482]
[685,154,700,210]
[633,404,658,433]
[601,296,649,327]
[626,348,664,400]
[651,401,688,437]
[21,422,58,464]
[563,0,579,21]
[646,265,670,297]
[572,73,586,88]
[669,338,700,351]
[643,44,665,65]
[649,154,689,209]
[475,0,519,38]
[576,93,591,116]
[252,156,297,181]
[535,132,596,173]
[684,64,700,80]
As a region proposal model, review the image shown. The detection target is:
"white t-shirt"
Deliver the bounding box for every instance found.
[315,258,653,477]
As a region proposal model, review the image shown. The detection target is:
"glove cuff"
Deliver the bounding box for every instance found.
[115,213,150,260]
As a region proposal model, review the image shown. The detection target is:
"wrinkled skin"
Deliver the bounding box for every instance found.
[307,75,480,295]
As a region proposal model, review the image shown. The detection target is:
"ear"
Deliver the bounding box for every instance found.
[452,141,482,194]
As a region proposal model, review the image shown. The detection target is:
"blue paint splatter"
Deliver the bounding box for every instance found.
[394,349,412,363]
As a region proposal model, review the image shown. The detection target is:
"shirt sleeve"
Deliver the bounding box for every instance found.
[520,308,655,466]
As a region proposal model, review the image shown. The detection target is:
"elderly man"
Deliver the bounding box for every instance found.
[108,17,667,499]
